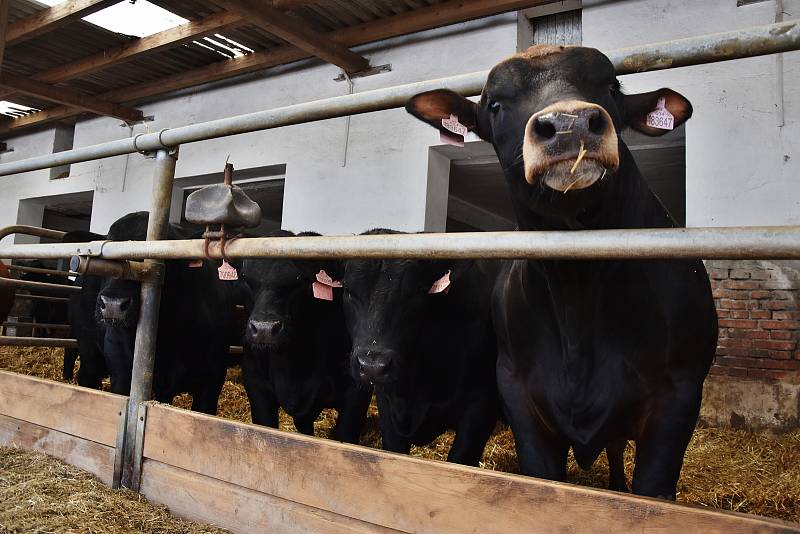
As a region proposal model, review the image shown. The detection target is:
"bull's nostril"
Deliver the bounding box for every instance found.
[119,298,131,312]
[533,118,556,140]
[588,114,605,135]
[248,321,258,335]
[99,298,106,310]
[270,321,282,337]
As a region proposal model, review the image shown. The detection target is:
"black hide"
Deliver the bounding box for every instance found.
[240,231,370,443]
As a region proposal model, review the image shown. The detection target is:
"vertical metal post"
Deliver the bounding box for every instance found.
[120,147,178,490]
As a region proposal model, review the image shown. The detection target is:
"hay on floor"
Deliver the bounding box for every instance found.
[2,346,799,523]
[0,446,228,534]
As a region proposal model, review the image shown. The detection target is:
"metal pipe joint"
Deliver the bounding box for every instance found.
[70,256,162,282]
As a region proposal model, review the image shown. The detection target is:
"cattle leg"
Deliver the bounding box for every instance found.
[447,400,497,466]
[247,388,280,428]
[332,385,372,444]
[631,381,703,499]
[498,362,568,479]
[376,393,411,454]
[63,348,78,380]
[606,439,628,492]
[190,368,226,416]
[293,416,316,436]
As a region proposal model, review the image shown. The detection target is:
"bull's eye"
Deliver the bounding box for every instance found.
[488,101,501,114]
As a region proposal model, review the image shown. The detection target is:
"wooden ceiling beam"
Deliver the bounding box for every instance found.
[0,73,142,122]
[213,0,369,73]
[0,0,552,134]
[0,0,8,73]
[6,0,121,46]
[271,0,320,9]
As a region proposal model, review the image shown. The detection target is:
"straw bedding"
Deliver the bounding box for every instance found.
[1,346,798,526]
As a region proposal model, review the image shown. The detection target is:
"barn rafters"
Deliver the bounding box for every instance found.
[0,0,554,135]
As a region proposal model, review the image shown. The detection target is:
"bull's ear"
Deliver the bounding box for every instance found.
[406,90,486,140]
[623,88,692,137]
[292,259,344,283]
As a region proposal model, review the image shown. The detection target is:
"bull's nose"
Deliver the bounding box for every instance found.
[355,354,392,383]
[530,106,607,150]
[247,319,283,344]
[99,295,131,320]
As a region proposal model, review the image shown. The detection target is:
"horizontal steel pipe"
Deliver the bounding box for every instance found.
[14,294,69,303]
[0,336,78,348]
[0,226,798,260]
[2,322,71,330]
[0,277,80,293]
[0,20,797,177]
[6,264,73,277]
[0,224,66,241]
[70,256,160,282]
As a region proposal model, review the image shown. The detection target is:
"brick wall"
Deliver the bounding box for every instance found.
[706,260,800,383]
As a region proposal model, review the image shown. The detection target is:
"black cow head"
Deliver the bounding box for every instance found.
[341,230,467,385]
[95,212,150,328]
[241,232,335,353]
[406,45,692,228]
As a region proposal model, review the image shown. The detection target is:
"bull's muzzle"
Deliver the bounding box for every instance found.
[523,100,619,191]
[98,295,132,322]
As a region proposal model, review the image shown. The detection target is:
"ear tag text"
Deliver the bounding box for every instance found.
[441,114,468,147]
[218,260,238,281]
[313,270,342,301]
[646,97,675,130]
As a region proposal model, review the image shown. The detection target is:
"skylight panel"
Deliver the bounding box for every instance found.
[82,0,189,38]
[0,101,40,119]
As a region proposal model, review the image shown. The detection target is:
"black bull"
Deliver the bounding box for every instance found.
[407,45,717,498]
[96,212,240,414]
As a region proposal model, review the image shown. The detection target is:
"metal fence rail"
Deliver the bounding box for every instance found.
[0,20,796,177]
[0,226,798,261]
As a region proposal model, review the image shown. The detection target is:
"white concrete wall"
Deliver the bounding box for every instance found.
[0,2,798,238]
[583,0,800,227]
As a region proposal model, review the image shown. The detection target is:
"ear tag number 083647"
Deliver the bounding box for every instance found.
[440,114,468,147]
[646,97,675,131]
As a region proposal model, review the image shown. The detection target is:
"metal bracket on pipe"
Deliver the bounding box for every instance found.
[74,240,110,257]
[70,256,162,282]
[112,398,130,489]
[333,63,391,82]
[133,130,179,158]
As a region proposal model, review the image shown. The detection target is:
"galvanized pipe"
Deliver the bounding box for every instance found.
[0,226,798,260]
[0,336,77,348]
[0,20,797,177]
[0,225,66,241]
[121,148,176,491]
[2,321,70,330]
[6,264,73,277]
[70,256,159,282]
[0,277,80,293]
[13,294,69,303]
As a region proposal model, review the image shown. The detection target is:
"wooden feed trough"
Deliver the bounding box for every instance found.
[1,369,798,533]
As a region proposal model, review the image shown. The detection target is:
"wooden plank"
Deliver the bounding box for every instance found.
[5,0,120,46]
[0,370,126,447]
[272,0,319,9]
[143,405,800,534]
[141,459,404,534]
[0,414,115,485]
[0,73,142,121]
[213,0,369,72]
[0,0,599,133]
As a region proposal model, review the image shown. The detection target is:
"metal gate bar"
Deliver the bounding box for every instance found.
[0,226,797,261]
[0,20,796,177]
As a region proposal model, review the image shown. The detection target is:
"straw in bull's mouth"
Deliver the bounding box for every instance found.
[570,140,587,174]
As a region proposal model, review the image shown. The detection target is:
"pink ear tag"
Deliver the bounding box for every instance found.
[428,270,451,295]
[218,260,238,281]
[188,259,203,268]
[441,114,468,147]
[646,97,674,130]
[313,270,342,301]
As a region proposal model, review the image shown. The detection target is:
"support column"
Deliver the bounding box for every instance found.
[120,147,178,490]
